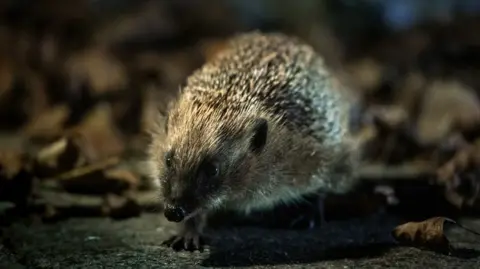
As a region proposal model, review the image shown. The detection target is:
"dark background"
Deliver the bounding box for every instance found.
[0,0,480,268]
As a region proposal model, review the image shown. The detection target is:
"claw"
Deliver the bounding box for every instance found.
[162,233,206,252]
[289,215,304,228]
[287,193,328,229]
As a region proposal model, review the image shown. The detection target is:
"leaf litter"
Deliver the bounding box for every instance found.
[0,0,479,256]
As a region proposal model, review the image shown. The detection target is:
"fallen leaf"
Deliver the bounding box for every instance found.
[66,104,126,162]
[65,47,127,96]
[33,137,83,179]
[42,157,134,195]
[394,71,427,115]
[362,112,423,164]
[103,168,140,189]
[369,105,409,129]
[437,144,480,210]
[0,150,26,179]
[42,156,120,182]
[33,190,157,220]
[358,162,435,180]
[392,217,480,254]
[22,105,70,139]
[38,189,159,210]
[346,58,384,93]
[416,80,480,145]
[103,194,141,219]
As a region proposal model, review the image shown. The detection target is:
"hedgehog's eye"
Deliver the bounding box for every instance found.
[201,161,219,178]
[164,151,173,168]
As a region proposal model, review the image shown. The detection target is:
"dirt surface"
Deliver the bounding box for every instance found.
[0,2,480,269]
[1,213,479,269]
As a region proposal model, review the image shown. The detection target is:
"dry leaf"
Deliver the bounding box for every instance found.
[22,105,70,139]
[58,173,131,196]
[358,162,435,180]
[392,217,451,252]
[395,72,427,114]
[44,157,133,195]
[345,58,383,93]
[362,112,423,164]
[65,48,127,95]
[66,104,125,162]
[437,143,480,209]
[34,190,149,220]
[38,189,159,210]
[103,194,141,219]
[0,150,25,179]
[33,137,82,179]
[43,156,119,182]
[392,217,480,253]
[369,105,409,128]
[416,80,480,145]
[103,168,140,189]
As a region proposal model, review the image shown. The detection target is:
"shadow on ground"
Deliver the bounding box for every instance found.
[201,214,400,267]
[203,240,395,267]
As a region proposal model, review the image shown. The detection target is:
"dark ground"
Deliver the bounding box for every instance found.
[1,212,479,269]
[1,2,480,269]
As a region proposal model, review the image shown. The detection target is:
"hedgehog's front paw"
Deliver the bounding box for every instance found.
[162,231,206,252]
[288,213,317,230]
[288,194,327,230]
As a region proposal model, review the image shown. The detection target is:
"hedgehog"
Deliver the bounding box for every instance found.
[148,31,360,251]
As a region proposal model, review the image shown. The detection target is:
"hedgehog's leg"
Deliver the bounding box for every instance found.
[288,192,327,229]
[162,213,207,252]
[316,192,327,226]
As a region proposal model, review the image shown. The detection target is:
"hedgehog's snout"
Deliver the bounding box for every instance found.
[164,203,186,222]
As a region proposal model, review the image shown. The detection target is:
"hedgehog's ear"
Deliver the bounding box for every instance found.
[250,118,268,154]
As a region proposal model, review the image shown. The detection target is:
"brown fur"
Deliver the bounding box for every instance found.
[147,31,359,250]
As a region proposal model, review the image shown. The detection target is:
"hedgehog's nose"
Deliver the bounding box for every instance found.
[164,204,186,222]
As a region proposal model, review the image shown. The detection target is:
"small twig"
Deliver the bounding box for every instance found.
[41,157,120,181]
[35,189,160,208]
[358,163,435,180]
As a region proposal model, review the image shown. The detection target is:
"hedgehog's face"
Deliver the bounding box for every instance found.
[156,117,269,223]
